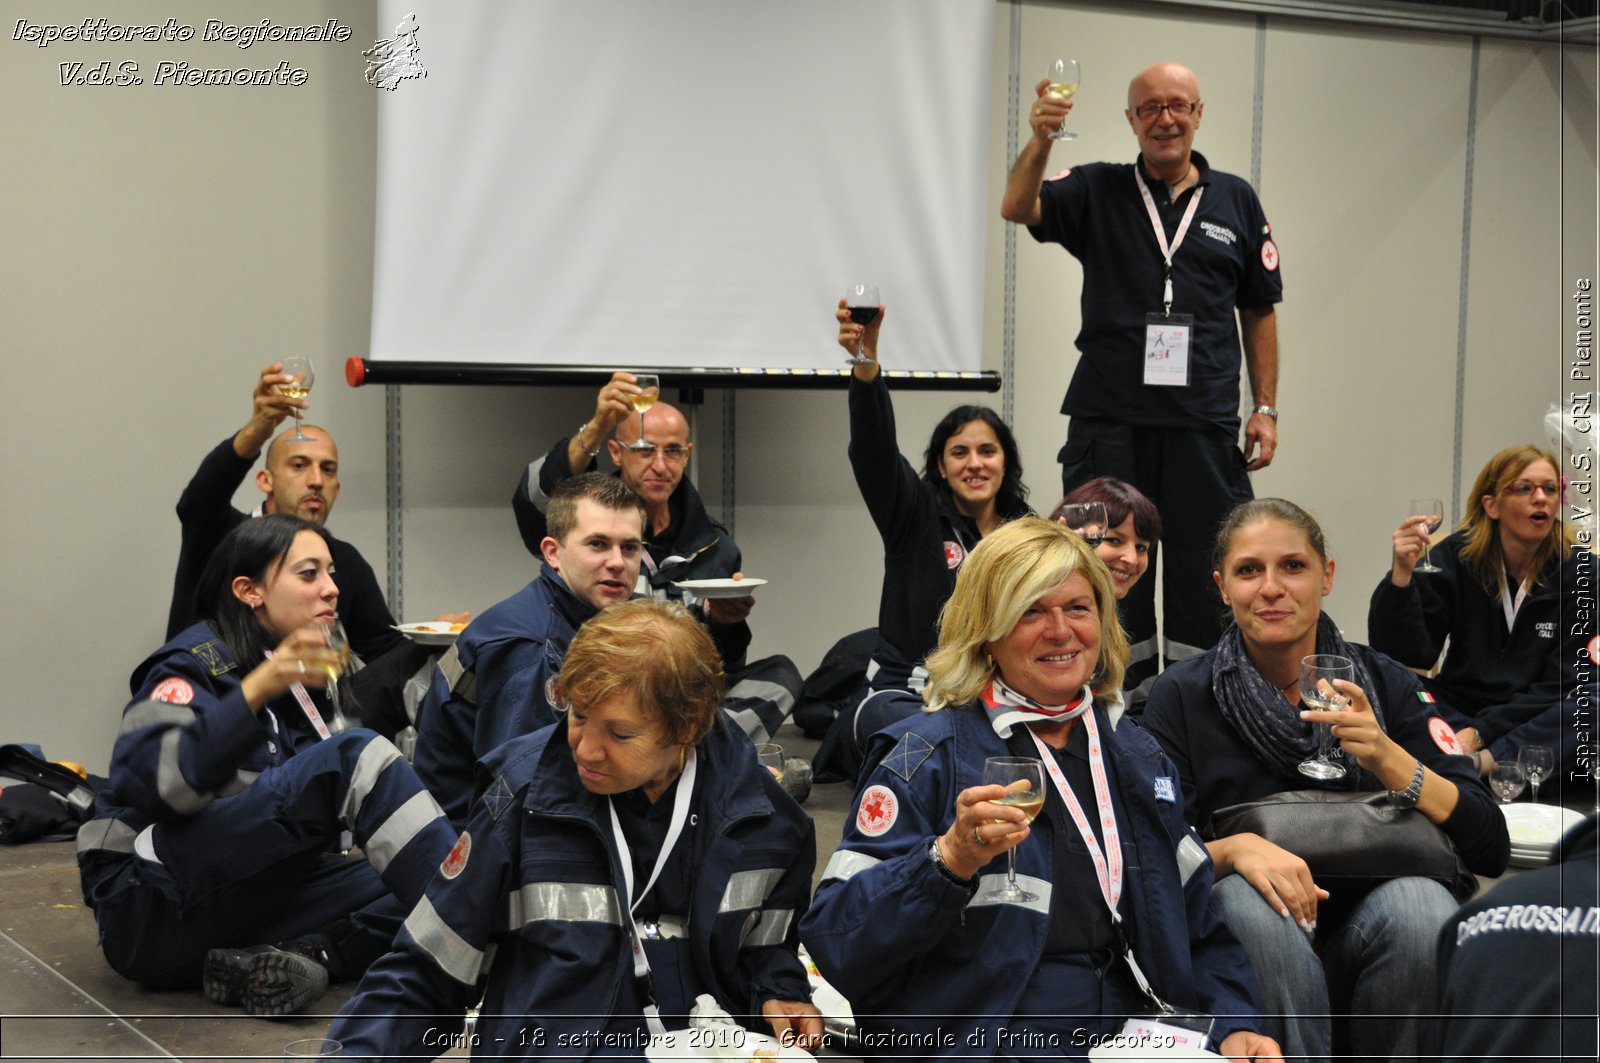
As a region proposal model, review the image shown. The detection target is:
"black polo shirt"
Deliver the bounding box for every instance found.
[1029,152,1283,433]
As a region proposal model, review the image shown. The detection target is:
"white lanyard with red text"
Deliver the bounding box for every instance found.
[1499,570,1530,631]
[607,747,698,1037]
[267,651,333,739]
[1135,168,1205,315]
[1025,714,1166,1011]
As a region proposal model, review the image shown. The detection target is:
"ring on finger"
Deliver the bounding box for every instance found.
[972,826,983,846]
[297,660,306,676]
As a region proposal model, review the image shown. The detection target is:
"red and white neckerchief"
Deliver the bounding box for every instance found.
[980,676,1089,738]
[266,651,332,739]
[607,747,698,1038]
[1135,167,1205,315]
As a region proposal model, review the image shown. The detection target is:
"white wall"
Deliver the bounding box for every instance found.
[3,0,1592,772]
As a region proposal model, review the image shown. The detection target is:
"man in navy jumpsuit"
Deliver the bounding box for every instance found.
[1001,61,1283,696]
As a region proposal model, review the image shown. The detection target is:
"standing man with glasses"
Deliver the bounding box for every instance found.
[513,373,801,749]
[1001,61,1284,702]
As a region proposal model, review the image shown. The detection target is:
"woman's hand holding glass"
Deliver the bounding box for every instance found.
[1389,511,1442,585]
[241,627,344,712]
[1297,677,1403,778]
[836,296,884,379]
[937,779,1035,883]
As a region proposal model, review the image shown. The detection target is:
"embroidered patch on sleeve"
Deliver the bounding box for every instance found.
[1153,776,1177,803]
[440,831,471,879]
[880,731,936,783]
[150,677,194,705]
[1427,716,1464,756]
[1261,239,1279,271]
[856,785,899,837]
[189,640,232,676]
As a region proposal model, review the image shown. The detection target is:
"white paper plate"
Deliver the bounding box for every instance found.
[1509,848,1554,869]
[672,577,768,599]
[393,621,463,646]
[1088,1045,1222,1061]
[1501,803,1583,847]
[645,1028,810,1062]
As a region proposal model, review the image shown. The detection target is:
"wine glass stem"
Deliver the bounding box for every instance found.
[1530,780,1539,803]
[1006,849,1018,890]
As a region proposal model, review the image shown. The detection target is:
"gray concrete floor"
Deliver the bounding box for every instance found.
[0,722,854,1061]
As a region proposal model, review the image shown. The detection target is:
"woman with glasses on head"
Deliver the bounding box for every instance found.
[1370,444,1590,793]
[815,300,1032,781]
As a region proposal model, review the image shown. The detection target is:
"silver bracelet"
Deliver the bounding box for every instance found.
[575,422,601,458]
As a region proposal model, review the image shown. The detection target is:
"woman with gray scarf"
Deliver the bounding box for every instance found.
[1140,499,1508,1063]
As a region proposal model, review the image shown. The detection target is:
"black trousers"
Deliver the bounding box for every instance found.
[1059,417,1254,697]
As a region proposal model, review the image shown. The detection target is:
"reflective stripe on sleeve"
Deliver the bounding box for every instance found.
[339,736,403,827]
[740,907,794,949]
[363,790,448,876]
[1176,831,1210,887]
[819,848,881,883]
[718,868,784,913]
[121,700,197,733]
[405,895,486,987]
[966,874,1052,915]
[156,728,212,815]
[505,881,624,931]
[76,817,137,856]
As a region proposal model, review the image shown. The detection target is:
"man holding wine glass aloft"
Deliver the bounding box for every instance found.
[1000,60,1283,698]
[513,372,801,748]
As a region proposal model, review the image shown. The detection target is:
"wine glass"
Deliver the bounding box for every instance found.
[1409,497,1445,574]
[1297,654,1352,780]
[320,616,354,735]
[980,756,1046,902]
[1052,500,1108,545]
[1518,745,1554,804]
[1045,59,1081,141]
[756,743,785,783]
[844,284,880,366]
[284,1039,341,1060]
[278,357,315,443]
[1489,761,1526,805]
[626,373,660,451]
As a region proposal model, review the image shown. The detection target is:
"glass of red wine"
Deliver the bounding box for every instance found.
[844,283,880,366]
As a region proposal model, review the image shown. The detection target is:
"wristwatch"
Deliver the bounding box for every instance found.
[1252,405,1279,421]
[1387,761,1425,809]
[928,838,975,887]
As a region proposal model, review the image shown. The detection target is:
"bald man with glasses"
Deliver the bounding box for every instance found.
[514,373,801,751]
[1001,60,1284,697]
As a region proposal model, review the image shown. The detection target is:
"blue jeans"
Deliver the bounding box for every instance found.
[1210,875,1457,1063]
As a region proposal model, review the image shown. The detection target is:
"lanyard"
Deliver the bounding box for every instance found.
[267,651,332,739]
[1135,168,1204,315]
[1025,714,1168,1012]
[607,747,698,1037]
[1498,569,1530,630]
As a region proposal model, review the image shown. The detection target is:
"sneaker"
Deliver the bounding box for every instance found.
[203,944,328,1016]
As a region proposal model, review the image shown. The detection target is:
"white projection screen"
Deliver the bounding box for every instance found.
[368,0,994,375]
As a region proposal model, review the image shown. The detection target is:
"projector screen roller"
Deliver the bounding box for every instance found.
[369,0,994,375]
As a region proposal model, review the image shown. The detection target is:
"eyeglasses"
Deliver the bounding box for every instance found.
[1132,99,1200,121]
[627,444,691,462]
[1504,480,1560,498]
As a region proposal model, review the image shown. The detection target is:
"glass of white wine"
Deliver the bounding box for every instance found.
[844,284,879,366]
[627,373,660,451]
[1297,654,1352,780]
[320,616,353,735]
[1046,58,1081,141]
[1410,497,1445,574]
[278,357,315,443]
[980,756,1046,902]
[756,743,785,783]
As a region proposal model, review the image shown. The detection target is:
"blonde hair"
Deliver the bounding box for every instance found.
[1459,444,1573,594]
[555,599,724,746]
[923,517,1127,712]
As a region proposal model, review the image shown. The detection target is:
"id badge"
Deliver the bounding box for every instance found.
[1143,313,1192,387]
[1117,1008,1214,1052]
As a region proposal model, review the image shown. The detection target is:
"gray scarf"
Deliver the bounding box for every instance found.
[1210,613,1386,790]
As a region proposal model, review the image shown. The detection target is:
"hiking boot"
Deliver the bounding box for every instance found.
[203,943,328,1015]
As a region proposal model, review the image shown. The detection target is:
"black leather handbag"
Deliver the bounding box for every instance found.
[1207,789,1477,900]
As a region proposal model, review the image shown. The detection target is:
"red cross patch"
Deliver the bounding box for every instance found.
[1428,716,1464,756]
[1261,239,1279,272]
[943,540,966,570]
[150,677,194,705]
[856,785,898,837]
[440,831,471,879]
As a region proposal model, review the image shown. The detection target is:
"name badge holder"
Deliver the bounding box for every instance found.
[1136,169,1203,388]
[608,748,698,1038]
